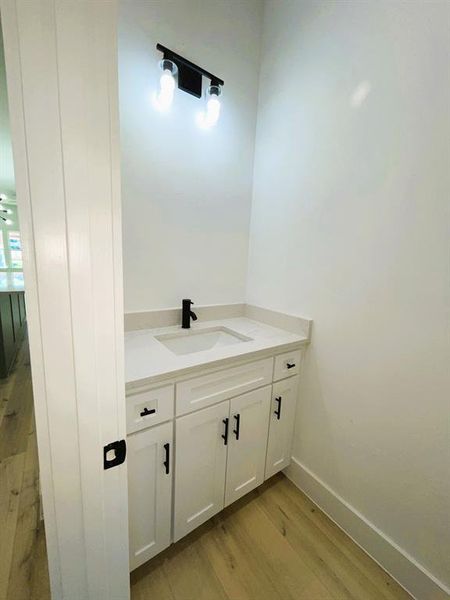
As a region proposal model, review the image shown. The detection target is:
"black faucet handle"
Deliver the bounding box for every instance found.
[182,299,196,328]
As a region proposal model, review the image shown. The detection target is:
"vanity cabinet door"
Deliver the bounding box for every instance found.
[174,401,229,541]
[225,386,271,506]
[265,375,299,480]
[127,421,173,571]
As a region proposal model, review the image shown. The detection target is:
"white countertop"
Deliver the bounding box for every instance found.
[125,317,307,389]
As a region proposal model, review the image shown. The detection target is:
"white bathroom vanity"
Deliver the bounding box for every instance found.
[125,315,309,570]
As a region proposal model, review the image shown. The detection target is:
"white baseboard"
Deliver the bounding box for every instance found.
[284,457,450,600]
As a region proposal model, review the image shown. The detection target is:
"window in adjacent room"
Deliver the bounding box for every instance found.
[8,230,22,268]
[0,233,6,268]
[0,228,24,288]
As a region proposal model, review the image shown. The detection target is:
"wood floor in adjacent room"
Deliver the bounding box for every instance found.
[1,343,411,600]
[131,473,411,600]
[0,342,50,600]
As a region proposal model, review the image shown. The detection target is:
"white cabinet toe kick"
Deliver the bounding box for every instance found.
[126,348,303,570]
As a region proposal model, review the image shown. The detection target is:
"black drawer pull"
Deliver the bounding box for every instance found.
[140,407,156,417]
[274,396,282,420]
[286,362,296,369]
[163,443,170,475]
[233,414,240,440]
[222,418,229,445]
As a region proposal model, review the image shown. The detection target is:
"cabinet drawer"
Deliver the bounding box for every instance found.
[273,349,302,381]
[127,385,174,433]
[176,357,274,416]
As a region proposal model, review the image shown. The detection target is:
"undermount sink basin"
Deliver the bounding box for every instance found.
[155,326,252,356]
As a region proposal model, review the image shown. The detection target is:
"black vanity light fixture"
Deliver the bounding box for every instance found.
[155,44,224,127]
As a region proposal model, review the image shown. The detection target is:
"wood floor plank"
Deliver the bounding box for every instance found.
[0,453,26,600]
[198,504,287,600]
[160,525,228,600]
[219,493,333,599]
[131,473,412,600]
[0,367,16,429]
[256,475,410,600]
[0,345,34,462]
[29,523,51,600]
[279,477,411,600]
[257,476,367,599]
[257,489,359,599]
[130,553,175,600]
[6,411,41,600]
[0,340,50,600]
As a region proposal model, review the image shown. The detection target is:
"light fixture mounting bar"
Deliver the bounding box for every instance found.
[156,43,224,98]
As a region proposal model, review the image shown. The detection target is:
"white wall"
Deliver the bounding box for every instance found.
[247,0,450,591]
[119,0,262,312]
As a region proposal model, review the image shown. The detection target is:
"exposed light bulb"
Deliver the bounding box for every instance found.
[160,70,175,94]
[156,70,175,110]
[196,84,222,129]
[153,60,177,112]
[0,193,7,201]
[5,219,13,225]
[206,95,220,125]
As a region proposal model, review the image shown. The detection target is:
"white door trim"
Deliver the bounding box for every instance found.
[1,1,129,598]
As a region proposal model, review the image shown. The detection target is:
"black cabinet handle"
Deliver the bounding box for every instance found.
[286,362,296,369]
[274,396,282,420]
[233,414,240,440]
[140,407,156,417]
[163,443,170,474]
[222,418,229,445]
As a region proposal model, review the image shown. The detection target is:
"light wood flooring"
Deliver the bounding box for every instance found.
[131,476,411,599]
[0,342,50,600]
[1,342,411,600]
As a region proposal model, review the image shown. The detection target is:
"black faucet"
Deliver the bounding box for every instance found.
[181,299,197,329]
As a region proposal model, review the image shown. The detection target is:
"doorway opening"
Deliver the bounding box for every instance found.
[0,17,50,598]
